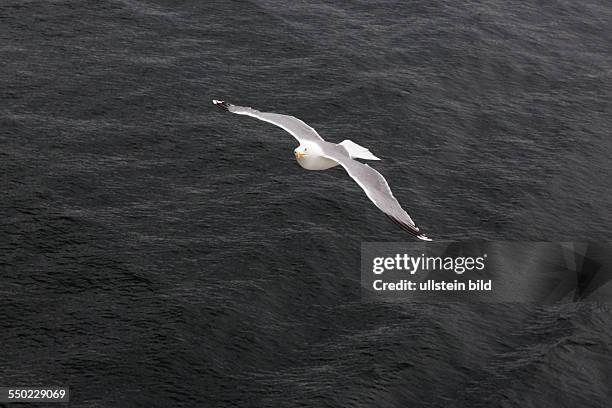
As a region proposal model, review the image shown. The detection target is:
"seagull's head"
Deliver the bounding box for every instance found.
[294,145,308,159]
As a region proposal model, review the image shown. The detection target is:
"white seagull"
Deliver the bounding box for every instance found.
[213,100,431,241]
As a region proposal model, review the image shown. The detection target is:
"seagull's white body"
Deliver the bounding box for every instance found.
[295,141,339,170]
[212,99,431,240]
[296,153,339,171]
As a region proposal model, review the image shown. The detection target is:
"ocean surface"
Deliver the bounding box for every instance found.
[2,0,611,406]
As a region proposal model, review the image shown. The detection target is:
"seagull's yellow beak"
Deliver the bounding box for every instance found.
[295,151,305,159]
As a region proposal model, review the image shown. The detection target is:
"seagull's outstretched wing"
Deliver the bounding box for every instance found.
[213,100,323,142]
[322,147,431,241]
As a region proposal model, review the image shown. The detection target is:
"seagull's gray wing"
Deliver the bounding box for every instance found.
[322,146,431,241]
[213,100,324,142]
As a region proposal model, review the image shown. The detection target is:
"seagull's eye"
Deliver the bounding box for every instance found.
[304,148,307,151]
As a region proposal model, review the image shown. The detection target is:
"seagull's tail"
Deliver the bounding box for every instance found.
[339,140,380,161]
[212,99,232,111]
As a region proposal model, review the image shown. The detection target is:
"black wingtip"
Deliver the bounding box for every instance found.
[386,215,432,241]
[212,99,231,111]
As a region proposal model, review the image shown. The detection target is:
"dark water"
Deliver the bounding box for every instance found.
[2,0,612,406]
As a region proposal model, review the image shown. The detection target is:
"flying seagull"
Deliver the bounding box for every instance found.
[213,100,431,241]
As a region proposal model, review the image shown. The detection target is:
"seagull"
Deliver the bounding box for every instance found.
[212,99,431,240]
